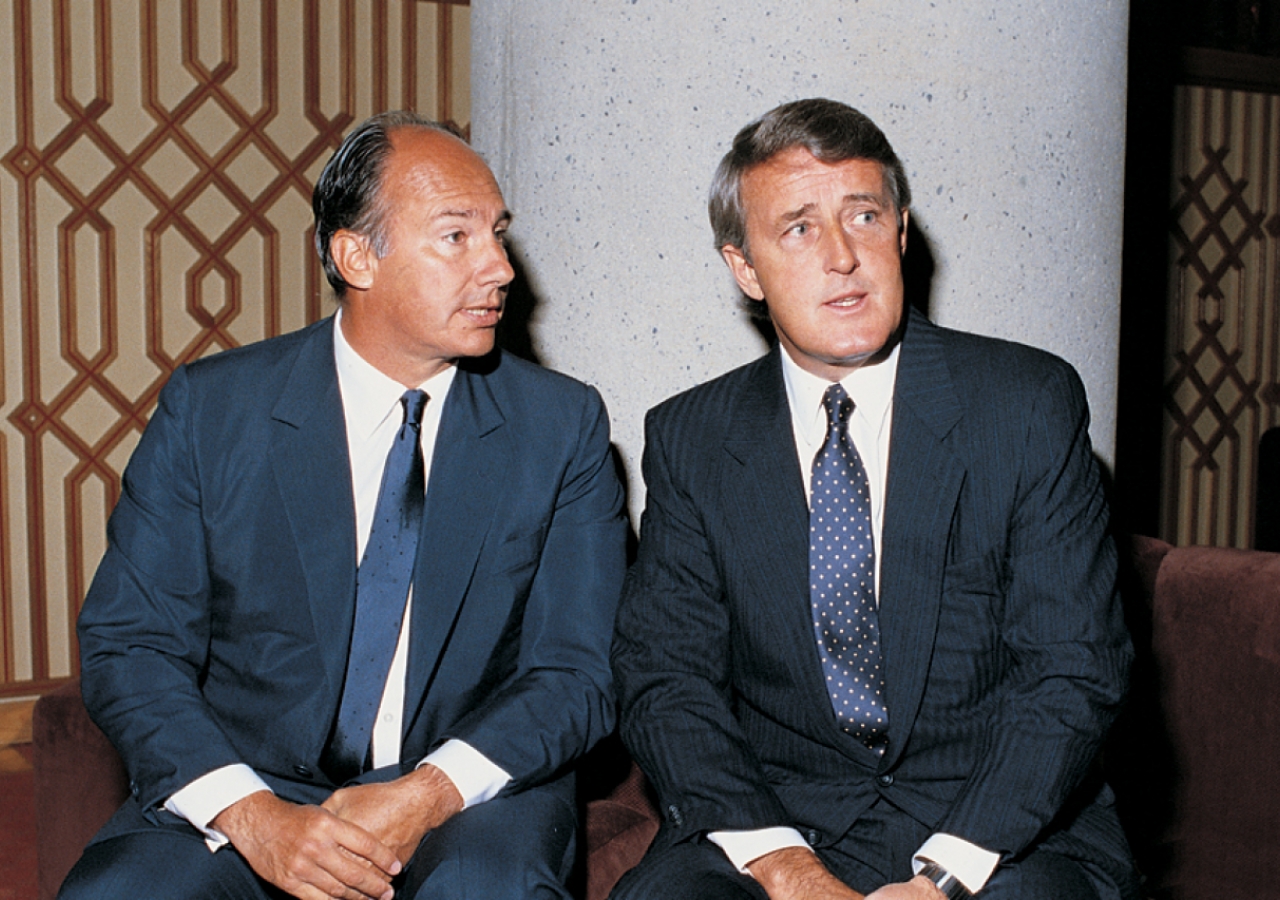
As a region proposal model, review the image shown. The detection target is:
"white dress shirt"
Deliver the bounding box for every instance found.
[166,312,510,848]
[708,343,999,894]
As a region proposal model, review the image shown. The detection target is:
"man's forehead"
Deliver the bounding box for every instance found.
[743,150,891,209]
[386,130,507,215]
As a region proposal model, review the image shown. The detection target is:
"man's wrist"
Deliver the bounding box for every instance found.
[916,860,973,900]
[708,826,811,873]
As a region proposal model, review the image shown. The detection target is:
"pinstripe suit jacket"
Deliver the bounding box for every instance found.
[612,309,1133,874]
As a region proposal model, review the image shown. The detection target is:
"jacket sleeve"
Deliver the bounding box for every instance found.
[77,366,247,811]
[438,384,628,790]
[936,361,1132,857]
[611,407,792,843]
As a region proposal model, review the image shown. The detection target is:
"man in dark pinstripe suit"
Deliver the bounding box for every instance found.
[611,99,1140,900]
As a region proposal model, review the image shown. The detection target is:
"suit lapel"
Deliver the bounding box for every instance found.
[722,351,857,743]
[723,350,809,586]
[403,359,509,731]
[878,310,966,769]
[269,318,358,707]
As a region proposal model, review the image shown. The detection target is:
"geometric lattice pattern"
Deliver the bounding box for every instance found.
[1163,85,1280,548]
[0,0,471,695]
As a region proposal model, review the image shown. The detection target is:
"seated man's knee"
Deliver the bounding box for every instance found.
[610,841,767,900]
[405,782,578,900]
[59,829,264,900]
[982,850,1102,900]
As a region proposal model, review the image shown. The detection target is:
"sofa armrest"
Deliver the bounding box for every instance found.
[32,678,128,900]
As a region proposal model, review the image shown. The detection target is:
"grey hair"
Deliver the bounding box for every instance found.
[708,98,911,258]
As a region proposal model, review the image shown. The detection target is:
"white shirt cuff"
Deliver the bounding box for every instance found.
[420,739,511,808]
[164,764,273,852]
[707,827,813,874]
[913,832,1001,893]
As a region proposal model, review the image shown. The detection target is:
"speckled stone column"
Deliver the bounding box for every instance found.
[471,0,1128,516]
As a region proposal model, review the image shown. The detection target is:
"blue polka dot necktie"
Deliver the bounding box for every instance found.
[324,389,427,782]
[809,383,889,753]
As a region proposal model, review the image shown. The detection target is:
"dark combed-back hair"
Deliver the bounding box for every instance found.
[708,98,912,258]
[312,111,463,297]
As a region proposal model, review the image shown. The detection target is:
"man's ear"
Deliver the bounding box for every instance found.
[720,244,765,301]
[899,208,910,256]
[331,230,377,292]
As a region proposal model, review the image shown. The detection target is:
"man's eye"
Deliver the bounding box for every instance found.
[444,231,465,244]
[854,211,876,225]
[787,222,809,236]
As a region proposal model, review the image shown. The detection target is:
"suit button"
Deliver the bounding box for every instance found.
[806,829,820,846]
[877,773,894,787]
[293,765,314,779]
[666,804,684,826]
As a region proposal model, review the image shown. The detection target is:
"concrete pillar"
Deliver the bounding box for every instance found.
[472,0,1129,516]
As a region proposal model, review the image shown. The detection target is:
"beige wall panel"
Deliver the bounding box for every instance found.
[418,8,440,119]
[101,8,151,155]
[40,434,75,679]
[1,0,470,694]
[29,2,65,148]
[152,3,200,113]
[387,2,408,110]
[100,184,164,400]
[66,0,101,109]
[450,9,469,129]
[316,0,348,120]
[35,183,79,402]
[266,191,327,335]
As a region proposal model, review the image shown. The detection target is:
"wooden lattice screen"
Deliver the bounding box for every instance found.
[1163,82,1280,547]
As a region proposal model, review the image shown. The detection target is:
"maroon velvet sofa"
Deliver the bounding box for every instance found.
[32,537,1280,899]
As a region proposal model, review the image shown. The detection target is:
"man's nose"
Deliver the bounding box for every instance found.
[825,227,859,274]
[482,237,515,286]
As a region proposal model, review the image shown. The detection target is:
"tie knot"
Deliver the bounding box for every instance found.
[821,383,853,432]
[400,389,428,428]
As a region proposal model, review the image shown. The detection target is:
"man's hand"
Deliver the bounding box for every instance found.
[747,848,946,900]
[212,790,401,900]
[322,764,464,866]
[748,846,865,900]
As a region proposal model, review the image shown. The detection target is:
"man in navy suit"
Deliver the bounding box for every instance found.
[611,99,1139,900]
[64,111,626,900]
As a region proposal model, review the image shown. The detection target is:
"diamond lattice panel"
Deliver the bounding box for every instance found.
[1164,84,1280,548]
[0,0,471,692]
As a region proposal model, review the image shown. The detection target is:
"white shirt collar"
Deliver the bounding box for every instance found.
[780,340,900,454]
[332,308,458,441]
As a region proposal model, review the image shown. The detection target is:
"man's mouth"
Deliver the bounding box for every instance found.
[460,305,503,324]
[825,292,866,309]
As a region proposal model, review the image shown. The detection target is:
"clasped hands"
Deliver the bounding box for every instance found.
[748,846,948,900]
[211,764,463,900]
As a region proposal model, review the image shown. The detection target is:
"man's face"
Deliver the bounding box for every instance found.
[340,128,514,385]
[722,148,908,382]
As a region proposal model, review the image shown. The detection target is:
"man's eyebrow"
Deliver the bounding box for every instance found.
[777,192,886,224]
[841,192,888,207]
[433,208,514,226]
[779,203,817,223]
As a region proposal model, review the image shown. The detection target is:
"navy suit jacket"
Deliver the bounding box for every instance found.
[78,317,627,813]
[612,310,1132,874]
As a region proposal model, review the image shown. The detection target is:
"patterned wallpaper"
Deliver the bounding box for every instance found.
[0,0,471,695]
[1165,84,1280,547]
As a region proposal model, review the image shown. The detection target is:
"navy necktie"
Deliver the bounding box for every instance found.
[809,383,889,753]
[324,389,427,781]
